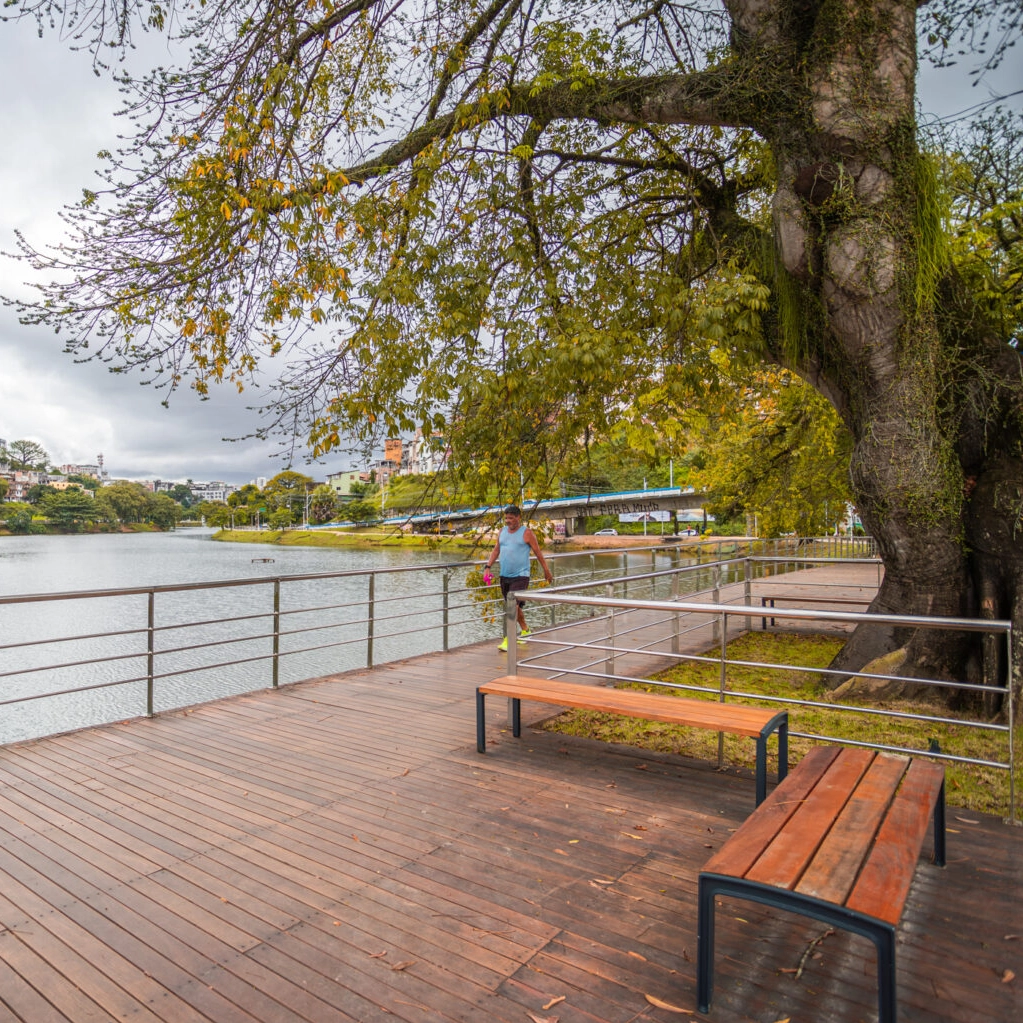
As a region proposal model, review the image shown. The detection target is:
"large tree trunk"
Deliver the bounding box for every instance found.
[740,0,1022,715]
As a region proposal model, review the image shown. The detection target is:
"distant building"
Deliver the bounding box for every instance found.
[49,479,93,496]
[384,437,406,471]
[190,481,237,503]
[4,470,43,501]
[326,469,371,497]
[409,429,450,475]
[58,463,103,479]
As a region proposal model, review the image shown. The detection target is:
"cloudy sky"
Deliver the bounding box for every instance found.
[0,14,1020,484]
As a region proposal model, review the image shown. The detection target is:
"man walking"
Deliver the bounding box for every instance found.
[484,504,553,651]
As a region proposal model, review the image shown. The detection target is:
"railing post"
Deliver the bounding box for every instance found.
[442,570,450,652]
[367,573,375,668]
[1008,628,1017,825]
[146,590,155,718]
[671,568,680,656]
[505,593,518,725]
[711,564,722,645]
[743,558,753,633]
[272,578,281,689]
[605,582,616,679]
[718,612,728,768]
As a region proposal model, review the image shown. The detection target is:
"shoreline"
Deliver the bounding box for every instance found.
[210,527,711,553]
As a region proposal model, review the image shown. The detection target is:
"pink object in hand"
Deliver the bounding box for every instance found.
[483,571,494,586]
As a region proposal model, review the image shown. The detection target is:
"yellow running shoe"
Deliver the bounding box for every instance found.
[498,636,508,652]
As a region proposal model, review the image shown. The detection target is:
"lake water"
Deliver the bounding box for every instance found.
[0,529,700,744]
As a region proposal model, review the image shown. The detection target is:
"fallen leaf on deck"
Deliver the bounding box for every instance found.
[390,960,416,971]
[1004,934,1019,941]
[734,917,748,924]
[620,832,644,840]
[954,816,980,824]
[591,879,613,885]
[569,839,580,844]
[772,1018,791,1022]
[526,1014,558,1023]
[778,968,798,974]
[367,950,387,958]
[1002,969,1015,983]
[628,951,647,961]
[400,768,409,776]
[542,995,566,1009]
[635,764,648,770]
[633,824,648,831]
[554,849,569,856]
[351,834,359,842]
[643,993,692,1013]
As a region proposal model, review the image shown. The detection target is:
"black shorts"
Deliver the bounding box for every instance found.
[500,576,529,606]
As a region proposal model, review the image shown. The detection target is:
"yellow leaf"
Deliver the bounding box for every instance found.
[220,202,232,220]
[541,995,566,1009]
[643,993,693,1013]
[1002,970,1016,983]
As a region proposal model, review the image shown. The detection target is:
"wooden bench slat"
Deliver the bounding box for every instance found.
[702,746,839,878]
[846,759,946,924]
[744,747,874,890]
[479,677,777,736]
[795,753,907,905]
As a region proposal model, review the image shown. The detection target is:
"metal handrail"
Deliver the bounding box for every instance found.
[508,589,1016,822]
[0,539,882,747]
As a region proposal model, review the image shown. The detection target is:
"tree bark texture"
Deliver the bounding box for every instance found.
[732,0,1021,713]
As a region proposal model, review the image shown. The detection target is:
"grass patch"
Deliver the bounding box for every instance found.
[213,528,483,551]
[542,631,1020,818]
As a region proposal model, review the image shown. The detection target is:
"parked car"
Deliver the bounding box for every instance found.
[594,528,618,536]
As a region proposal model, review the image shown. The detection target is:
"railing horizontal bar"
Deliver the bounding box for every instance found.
[0,674,151,706]
[516,591,1012,633]
[0,626,149,651]
[0,649,147,681]
[646,678,1009,731]
[789,731,1008,770]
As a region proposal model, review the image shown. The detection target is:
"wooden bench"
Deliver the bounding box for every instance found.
[475,675,788,806]
[697,745,946,1023]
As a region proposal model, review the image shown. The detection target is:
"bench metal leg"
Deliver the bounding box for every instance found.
[696,874,717,1012]
[754,713,789,806]
[476,689,486,753]
[697,874,901,1023]
[755,735,768,807]
[477,692,522,754]
[876,926,897,1023]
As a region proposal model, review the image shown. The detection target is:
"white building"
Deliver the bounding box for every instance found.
[190,481,237,503]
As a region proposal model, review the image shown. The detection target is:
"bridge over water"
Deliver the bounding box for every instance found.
[369,486,710,533]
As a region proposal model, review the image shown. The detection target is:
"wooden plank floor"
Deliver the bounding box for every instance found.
[1,597,1020,1021]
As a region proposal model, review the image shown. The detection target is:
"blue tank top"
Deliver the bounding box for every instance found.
[498,525,531,578]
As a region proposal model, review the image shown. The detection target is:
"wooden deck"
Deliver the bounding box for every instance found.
[0,596,1020,1021]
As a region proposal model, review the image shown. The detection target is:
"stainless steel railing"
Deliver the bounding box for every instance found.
[507,588,1017,823]
[0,539,741,743]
